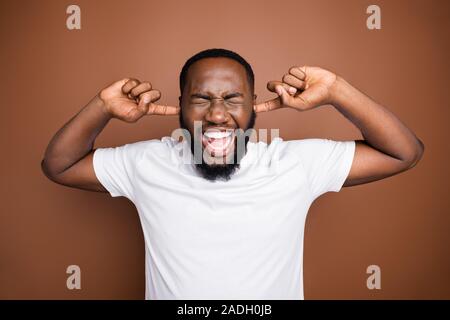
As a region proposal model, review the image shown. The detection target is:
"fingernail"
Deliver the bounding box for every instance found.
[276,86,283,96]
[289,87,297,95]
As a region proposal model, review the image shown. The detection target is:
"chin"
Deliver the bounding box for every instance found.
[194,141,239,181]
[194,161,240,182]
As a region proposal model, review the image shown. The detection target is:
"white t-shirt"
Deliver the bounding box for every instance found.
[93,136,355,300]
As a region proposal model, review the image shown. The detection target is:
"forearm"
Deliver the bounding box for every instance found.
[330,76,424,164]
[42,95,112,177]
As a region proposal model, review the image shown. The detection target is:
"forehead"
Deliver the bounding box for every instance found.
[185,57,249,92]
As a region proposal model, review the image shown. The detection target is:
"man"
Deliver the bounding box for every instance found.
[41,48,424,299]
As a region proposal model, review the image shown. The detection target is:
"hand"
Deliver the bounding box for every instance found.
[254,66,338,113]
[99,78,180,123]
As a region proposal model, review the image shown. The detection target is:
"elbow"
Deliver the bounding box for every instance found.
[41,158,61,183]
[41,158,53,180]
[403,138,425,169]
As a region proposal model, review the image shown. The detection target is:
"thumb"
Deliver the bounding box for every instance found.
[138,90,161,114]
[275,85,291,106]
[275,85,283,96]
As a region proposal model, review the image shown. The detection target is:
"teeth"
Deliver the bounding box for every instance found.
[204,130,232,139]
[208,134,233,152]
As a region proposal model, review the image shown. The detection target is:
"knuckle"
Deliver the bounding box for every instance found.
[140,92,151,101]
[153,90,161,98]
[289,66,299,74]
[129,78,139,86]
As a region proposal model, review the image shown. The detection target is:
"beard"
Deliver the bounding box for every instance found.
[179,111,256,182]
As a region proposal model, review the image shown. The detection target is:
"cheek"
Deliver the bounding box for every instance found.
[183,105,252,128]
[181,108,205,135]
[229,109,252,128]
[182,108,201,125]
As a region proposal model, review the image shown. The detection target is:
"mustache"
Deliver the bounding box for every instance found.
[178,110,256,133]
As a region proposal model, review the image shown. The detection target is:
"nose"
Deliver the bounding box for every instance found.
[204,98,230,125]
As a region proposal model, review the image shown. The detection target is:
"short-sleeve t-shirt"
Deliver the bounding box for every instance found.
[93,136,355,299]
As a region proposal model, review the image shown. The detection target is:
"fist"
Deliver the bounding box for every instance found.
[254,66,338,113]
[99,78,180,123]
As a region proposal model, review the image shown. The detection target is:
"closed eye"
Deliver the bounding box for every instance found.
[226,98,243,105]
[190,94,210,103]
[224,93,244,99]
[191,93,210,99]
[189,92,244,105]
[190,92,244,99]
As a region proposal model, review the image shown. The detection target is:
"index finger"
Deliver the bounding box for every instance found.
[253,97,282,113]
[267,80,297,94]
[147,103,180,116]
[122,78,141,95]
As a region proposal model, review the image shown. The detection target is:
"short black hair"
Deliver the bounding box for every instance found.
[179,48,255,97]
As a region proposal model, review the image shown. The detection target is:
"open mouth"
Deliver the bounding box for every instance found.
[201,128,235,157]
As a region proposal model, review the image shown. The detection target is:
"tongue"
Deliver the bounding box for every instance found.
[208,137,227,149]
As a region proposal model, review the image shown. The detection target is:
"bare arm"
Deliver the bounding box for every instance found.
[41,78,179,192]
[328,76,424,187]
[41,95,111,192]
[254,65,424,187]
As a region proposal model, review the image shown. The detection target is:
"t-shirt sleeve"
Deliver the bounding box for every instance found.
[284,138,356,199]
[92,141,147,201]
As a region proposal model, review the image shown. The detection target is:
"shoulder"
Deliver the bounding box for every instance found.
[107,136,177,164]
[277,137,353,155]
[279,137,334,149]
[268,137,333,158]
[121,136,176,152]
[244,137,329,167]
[267,138,355,168]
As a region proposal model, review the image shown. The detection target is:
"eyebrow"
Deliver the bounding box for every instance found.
[190,92,244,99]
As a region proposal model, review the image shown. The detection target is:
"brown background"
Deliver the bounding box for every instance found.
[1,0,449,299]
